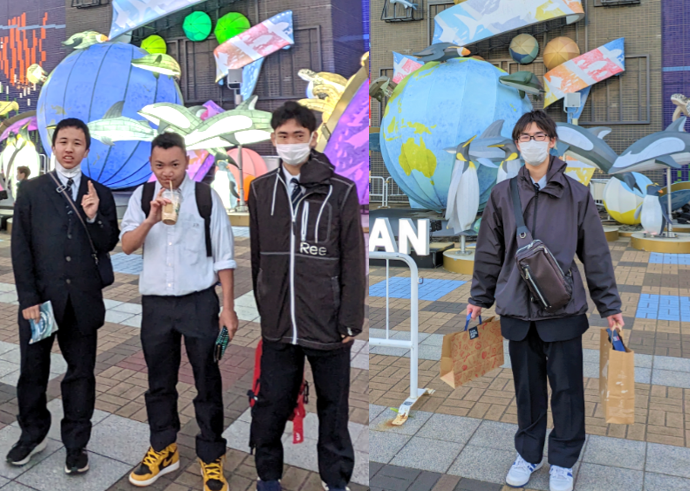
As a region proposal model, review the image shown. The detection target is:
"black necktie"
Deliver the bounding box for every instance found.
[65,178,74,200]
[534,182,540,192]
[291,178,302,207]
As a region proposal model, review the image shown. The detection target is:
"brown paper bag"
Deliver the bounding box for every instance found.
[440,316,504,389]
[599,327,635,424]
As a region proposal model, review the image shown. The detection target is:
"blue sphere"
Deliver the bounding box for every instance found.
[380,58,532,212]
[37,42,183,189]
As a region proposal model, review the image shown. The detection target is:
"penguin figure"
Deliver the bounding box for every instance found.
[444,136,480,235]
[636,185,673,236]
[497,152,522,184]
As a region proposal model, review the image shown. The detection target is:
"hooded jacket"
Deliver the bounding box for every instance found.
[469,156,621,342]
[248,150,366,350]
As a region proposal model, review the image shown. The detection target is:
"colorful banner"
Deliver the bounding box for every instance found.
[214,10,294,82]
[392,52,423,84]
[544,38,625,108]
[241,58,265,101]
[109,0,206,39]
[432,0,584,47]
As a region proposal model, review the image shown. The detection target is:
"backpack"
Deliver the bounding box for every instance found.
[247,340,309,444]
[141,181,213,257]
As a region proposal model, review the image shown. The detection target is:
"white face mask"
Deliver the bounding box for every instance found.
[54,157,82,178]
[276,133,314,165]
[519,140,550,166]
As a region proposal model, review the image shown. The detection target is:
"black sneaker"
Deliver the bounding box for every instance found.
[6,438,48,466]
[65,449,89,475]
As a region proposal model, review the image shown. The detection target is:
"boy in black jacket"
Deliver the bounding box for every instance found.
[248,102,365,491]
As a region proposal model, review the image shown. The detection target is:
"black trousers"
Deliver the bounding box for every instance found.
[250,340,354,488]
[17,297,97,452]
[141,287,226,463]
[509,324,586,468]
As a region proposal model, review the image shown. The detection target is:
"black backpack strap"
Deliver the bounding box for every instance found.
[510,177,533,247]
[195,182,213,257]
[141,182,156,218]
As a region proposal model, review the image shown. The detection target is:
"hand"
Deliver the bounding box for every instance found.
[607,313,625,330]
[22,305,40,323]
[467,304,482,320]
[219,308,239,341]
[81,181,100,220]
[145,187,171,225]
[341,335,354,344]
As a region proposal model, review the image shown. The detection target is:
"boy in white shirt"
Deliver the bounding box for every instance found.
[120,132,238,491]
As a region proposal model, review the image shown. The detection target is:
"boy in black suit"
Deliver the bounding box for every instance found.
[10,118,119,474]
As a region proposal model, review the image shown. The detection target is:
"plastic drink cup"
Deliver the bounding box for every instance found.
[162,188,182,225]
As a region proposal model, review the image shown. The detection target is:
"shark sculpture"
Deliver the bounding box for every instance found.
[498,71,544,99]
[462,120,520,183]
[369,76,397,103]
[610,117,690,174]
[389,0,418,10]
[62,31,108,50]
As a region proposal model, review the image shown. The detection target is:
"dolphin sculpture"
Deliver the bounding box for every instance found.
[131,54,181,79]
[62,31,107,50]
[370,77,397,103]
[553,122,644,192]
[610,117,690,174]
[87,102,157,146]
[412,43,471,63]
[390,0,418,10]
[463,120,521,183]
[499,71,544,99]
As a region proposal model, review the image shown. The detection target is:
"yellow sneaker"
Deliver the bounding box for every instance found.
[200,456,228,491]
[129,444,180,487]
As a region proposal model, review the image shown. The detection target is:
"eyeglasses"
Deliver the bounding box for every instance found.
[518,133,549,142]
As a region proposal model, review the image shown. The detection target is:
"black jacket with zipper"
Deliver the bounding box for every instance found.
[469,156,622,342]
[248,150,366,350]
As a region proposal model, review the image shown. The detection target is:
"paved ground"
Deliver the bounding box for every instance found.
[369,235,690,491]
[0,223,370,491]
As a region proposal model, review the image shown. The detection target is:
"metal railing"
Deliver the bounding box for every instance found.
[385,177,410,205]
[370,176,388,207]
[369,251,434,425]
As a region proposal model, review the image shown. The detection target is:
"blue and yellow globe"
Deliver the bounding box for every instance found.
[510,34,539,65]
[380,58,532,212]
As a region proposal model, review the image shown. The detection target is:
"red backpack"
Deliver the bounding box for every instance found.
[247,340,309,444]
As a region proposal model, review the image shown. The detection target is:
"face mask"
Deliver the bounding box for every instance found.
[276,133,314,165]
[519,140,550,166]
[54,156,82,178]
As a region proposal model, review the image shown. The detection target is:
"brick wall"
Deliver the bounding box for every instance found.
[370,0,665,185]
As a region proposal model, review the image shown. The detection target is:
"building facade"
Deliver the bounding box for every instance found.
[370,0,669,202]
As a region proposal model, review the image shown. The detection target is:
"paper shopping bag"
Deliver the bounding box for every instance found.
[440,316,504,389]
[599,327,635,424]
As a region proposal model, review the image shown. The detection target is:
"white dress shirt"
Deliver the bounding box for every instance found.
[120,175,237,296]
[531,174,547,190]
[282,167,304,195]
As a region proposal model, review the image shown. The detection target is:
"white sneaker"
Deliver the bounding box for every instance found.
[549,465,574,491]
[505,453,544,488]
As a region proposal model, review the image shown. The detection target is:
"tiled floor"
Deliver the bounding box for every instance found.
[370,236,690,490]
[0,229,369,491]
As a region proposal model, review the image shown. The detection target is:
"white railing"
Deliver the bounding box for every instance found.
[385,177,410,204]
[590,178,609,206]
[369,250,434,425]
[370,176,388,207]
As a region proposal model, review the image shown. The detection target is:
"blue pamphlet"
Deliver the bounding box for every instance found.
[606,328,626,352]
[29,301,58,344]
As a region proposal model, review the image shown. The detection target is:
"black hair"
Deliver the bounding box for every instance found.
[151,132,186,154]
[17,166,31,178]
[512,110,558,142]
[52,118,91,150]
[271,101,317,133]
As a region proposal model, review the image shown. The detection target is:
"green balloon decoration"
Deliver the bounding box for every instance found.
[214,12,251,45]
[183,11,213,42]
[141,35,167,54]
